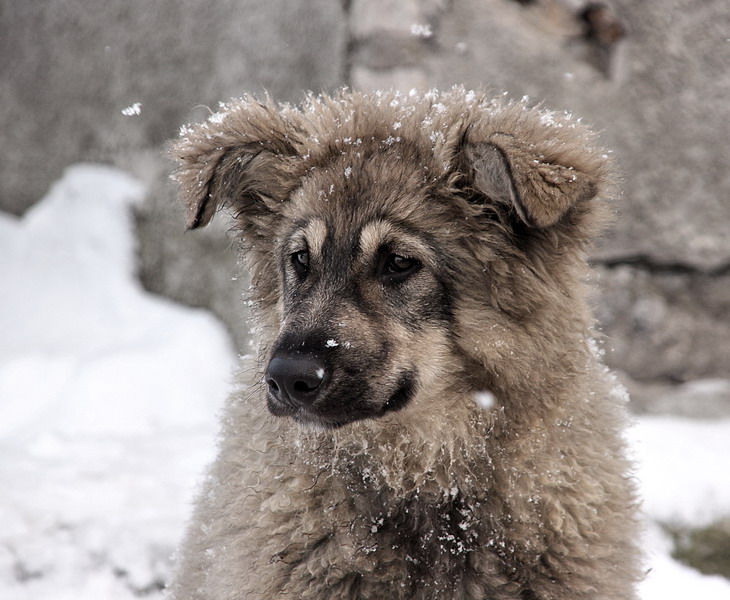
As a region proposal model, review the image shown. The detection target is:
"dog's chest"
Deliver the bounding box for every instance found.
[319,473,495,588]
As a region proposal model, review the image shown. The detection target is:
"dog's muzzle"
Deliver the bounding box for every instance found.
[264,345,417,428]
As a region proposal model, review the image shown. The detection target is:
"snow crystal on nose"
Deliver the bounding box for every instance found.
[474,391,495,409]
[315,368,325,380]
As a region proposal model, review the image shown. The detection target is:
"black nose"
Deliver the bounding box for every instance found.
[265,354,328,407]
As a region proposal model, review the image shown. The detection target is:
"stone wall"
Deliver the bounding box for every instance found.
[3,0,729,411]
[1,0,347,215]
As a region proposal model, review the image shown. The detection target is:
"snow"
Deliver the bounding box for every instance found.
[629,418,730,597]
[121,103,142,117]
[640,522,730,599]
[1,164,729,598]
[474,391,496,409]
[0,165,236,599]
[410,23,433,38]
[629,417,730,527]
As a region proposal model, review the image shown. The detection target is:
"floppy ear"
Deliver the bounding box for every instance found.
[171,100,305,231]
[464,132,601,229]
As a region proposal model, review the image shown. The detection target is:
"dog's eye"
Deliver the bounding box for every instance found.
[291,250,309,276]
[382,254,419,284]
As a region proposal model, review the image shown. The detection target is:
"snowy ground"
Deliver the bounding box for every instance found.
[1,165,729,598]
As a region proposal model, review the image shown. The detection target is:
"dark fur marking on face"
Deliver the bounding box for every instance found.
[298,368,417,429]
[381,370,417,415]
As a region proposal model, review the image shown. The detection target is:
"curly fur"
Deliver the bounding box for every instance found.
[167,89,641,599]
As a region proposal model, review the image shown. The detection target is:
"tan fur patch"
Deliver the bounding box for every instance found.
[303,218,328,258]
[358,220,438,269]
[357,219,392,260]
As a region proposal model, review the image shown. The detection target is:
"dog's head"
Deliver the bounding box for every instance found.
[172,90,612,429]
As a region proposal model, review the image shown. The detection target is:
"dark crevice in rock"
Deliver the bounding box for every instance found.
[506,0,626,78]
[593,255,730,277]
[577,1,626,76]
[580,2,625,46]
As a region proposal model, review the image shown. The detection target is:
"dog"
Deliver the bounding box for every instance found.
[167,88,641,599]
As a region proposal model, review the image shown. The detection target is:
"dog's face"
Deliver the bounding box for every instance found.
[261,144,460,427]
[172,90,609,429]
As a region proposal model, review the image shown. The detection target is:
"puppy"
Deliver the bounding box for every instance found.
[168,89,641,599]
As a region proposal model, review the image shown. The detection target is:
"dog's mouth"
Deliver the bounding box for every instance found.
[267,371,417,429]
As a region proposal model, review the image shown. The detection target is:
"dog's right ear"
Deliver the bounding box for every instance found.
[463,133,602,231]
[170,99,306,231]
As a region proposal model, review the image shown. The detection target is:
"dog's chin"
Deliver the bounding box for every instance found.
[266,373,417,430]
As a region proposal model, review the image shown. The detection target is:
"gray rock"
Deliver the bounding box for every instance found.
[618,372,730,419]
[424,0,730,270]
[0,0,347,215]
[595,264,730,382]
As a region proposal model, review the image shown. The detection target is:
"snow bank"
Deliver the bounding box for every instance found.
[639,522,730,599]
[629,418,730,597]
[0,165,236,599]
[630,416,730,527]
[0,164,728,598]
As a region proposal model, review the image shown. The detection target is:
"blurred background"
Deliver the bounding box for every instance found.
[2,0,729,597]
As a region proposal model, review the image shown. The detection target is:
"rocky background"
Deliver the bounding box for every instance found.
[3,0,729,579]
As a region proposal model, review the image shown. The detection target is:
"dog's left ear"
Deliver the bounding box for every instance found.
[170,100,305,232]
[464,132,601,229]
